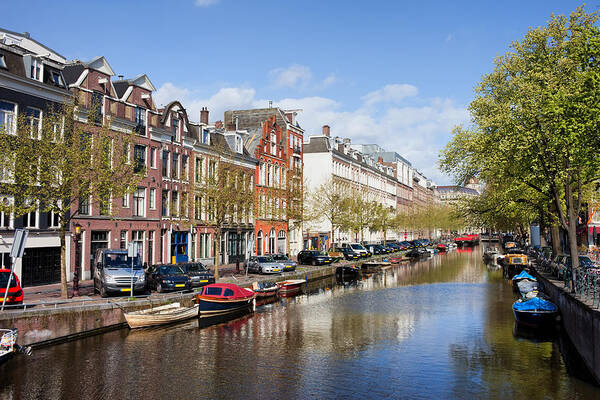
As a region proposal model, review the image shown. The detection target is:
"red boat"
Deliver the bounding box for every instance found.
[436,244,447,252]
[196,283,256,317]
[277,279,306,296]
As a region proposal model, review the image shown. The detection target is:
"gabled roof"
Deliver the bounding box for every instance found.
[0,28,66,63]
[86,56,115,75]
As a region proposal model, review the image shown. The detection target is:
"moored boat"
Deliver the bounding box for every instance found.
[196,283,256,317]
[513,297,558,328]
[252,281,279,298]
[436,244,447,252]
[124,302,199,329]
[0,328,31,364]
[336,265,360,280]
[512,271,538,296]
[277,279,306,295]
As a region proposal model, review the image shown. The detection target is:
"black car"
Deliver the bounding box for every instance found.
[334,247,361,260]
[365,244,385,255]
[179,262,215,288]
[297,250,333,266]
[147,264,192,293]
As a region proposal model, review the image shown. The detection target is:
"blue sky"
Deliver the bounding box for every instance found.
[2,0,593,183]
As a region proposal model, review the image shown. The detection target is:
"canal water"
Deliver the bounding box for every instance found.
[1,247,599,399]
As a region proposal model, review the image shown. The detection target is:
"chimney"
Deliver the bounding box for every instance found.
[378,156,384,164]
[200,107,209,125]
[118,74,124,81]
[215,120,223,129]
[322,125,330,136]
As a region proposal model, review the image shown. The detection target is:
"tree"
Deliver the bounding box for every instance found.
[441,7,600,272]
[197,149,254,279]
[370,203,397,245]
[307,179,348,248]
[341,189,376,243]
[0,103,141,298]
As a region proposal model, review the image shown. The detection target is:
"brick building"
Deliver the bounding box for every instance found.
[0,29,72,286]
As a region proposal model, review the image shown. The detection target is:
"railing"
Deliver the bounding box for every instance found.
[572,268,600,309]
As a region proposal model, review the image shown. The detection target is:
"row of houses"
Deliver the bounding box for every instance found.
[0,29,476,287]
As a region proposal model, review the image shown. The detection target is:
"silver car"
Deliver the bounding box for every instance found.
[245,256,282,274]
[272,254,297,272]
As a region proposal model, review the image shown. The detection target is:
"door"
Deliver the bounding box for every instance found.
[90,231,109,278]
[21,247,60,286]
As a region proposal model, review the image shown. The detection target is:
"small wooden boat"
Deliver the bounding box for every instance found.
[124,302,199,329]
[196,283,256,317]
[362,261,392,268]
[277,279,306,294]
[252,281,279,298]
[389,256,403,264]
[0,328,31,364]
[513,297,558,328]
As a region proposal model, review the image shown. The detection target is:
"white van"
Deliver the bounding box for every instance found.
[342,243,370,258]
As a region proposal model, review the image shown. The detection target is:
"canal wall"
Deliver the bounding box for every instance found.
[533,269,600,384]
[0,258,385,347]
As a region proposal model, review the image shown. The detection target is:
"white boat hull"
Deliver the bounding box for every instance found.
[124,303,199,329]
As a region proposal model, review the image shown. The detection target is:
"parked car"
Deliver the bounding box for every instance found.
[0,269,23,305]
[297,250,333,266]
[333,246,362,260]
[147,264,192,293]
[365,244,385,255]
[272,254,297,272]
[245,256,283,274]
[93,249,147,297]
[341,243,370,258]
[179,262,215,288]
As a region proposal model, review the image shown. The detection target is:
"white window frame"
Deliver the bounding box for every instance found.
[150,147,157,169]
[26,107,42,139]
[149,188,156,209]
[47,209,60,228]
[122,192,129,208]
[133,187,146,217]
[0,196,13,229]
[0,100,17,135]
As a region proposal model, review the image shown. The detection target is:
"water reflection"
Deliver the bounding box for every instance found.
[1,249,599,399]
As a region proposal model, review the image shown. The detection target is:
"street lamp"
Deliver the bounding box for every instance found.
[72,223,82,297]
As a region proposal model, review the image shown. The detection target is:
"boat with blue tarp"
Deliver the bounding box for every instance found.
[512,297,558,327]
[512,271,538,296]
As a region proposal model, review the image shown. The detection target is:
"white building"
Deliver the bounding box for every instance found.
[303,127,402,247]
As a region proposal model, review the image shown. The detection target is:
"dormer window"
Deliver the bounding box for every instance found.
[202,129,209,144]
[0,54,6,70]
[172,117,179,138]
[30,58,42,81]
[51,71,64,87]
[135,107,146,135]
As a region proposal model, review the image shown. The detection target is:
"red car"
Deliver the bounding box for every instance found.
[0,269,23,305]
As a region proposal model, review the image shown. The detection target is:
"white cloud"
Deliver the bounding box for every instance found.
[194,0,220,6]
[322,74,337,88]
[362,84,418,106]
[153,81,467,184]
[269,64,313,88]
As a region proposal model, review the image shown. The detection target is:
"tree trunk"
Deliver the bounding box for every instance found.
[383,229,387,245]
[59,226,68,299]
[330,226,335,251]
[550,225,561,257]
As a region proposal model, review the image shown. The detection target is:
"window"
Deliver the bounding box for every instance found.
[181,192,188,217]
[122,192,129,208]
[171,191,178,217]
[90,92,103,124]
[0,101,16,135]
[172,153,179,179]
[0,54,6,69]
[31,58,42,81]
[133,187,145,217]
[132,231,144,259]
[51,71,63,87]
[78,197,89,215]
[0,198,11,228]
[181,155,188,180]
[99,198,110,216]
[120,231,127,249]
[224,288,234,297]
[205,287,222,296]
[194,195,202,220]
[202,129,209,144]
[47,210,59,228]
[270,131,277,156]
[149,188,156,209]
[133,145,146,173]
[150,147,157,169]
[162,190,169,217]
[208,160,216,180]
[172,117,179,139]
[135,107,146,134]
[195,157,203,183]
[26,107,41,139]
[23,204,37,228]
[162,150,169,177]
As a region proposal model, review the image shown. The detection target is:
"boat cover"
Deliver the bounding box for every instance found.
[513,297,557,312]
[512,271,536,281]
[517,279,538,295]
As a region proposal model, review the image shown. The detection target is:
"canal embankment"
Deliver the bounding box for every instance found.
[532,267,600,385]
[0,257,394,347]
